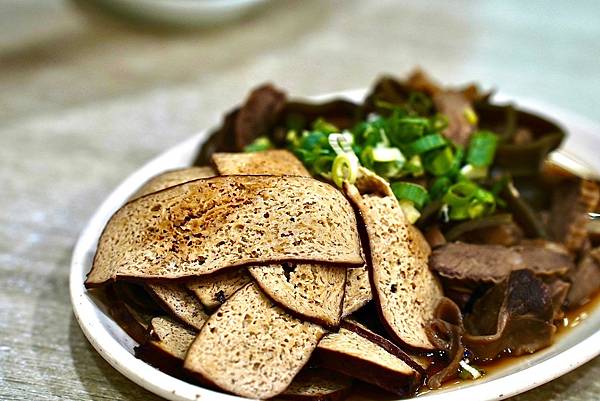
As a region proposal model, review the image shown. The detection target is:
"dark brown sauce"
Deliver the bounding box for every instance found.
[347,289,600,400]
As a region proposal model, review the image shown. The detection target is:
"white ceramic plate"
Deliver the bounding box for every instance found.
[70,89,600,401]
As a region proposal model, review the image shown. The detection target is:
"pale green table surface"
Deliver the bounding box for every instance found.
[1,1,598,400]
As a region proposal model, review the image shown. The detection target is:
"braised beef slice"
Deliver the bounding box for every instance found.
[429,242,574,283]
[234,84,287,149]
[566,250,600,307]
[406,70,481,147]
[545,278,570,320]
[548,179,600,252]
[194,84,287,165]
[459,222,523,246]
[425,298,464,389]
[463,270,556,361]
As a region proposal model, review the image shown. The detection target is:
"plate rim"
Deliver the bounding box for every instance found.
[70,88,600,401]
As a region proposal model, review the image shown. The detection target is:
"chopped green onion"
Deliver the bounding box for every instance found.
[399,200,421,224]
[312,118,339,134]
[244,136,272,152]
[467,131,498,167]
[458,360,484,380]
[404,155,424,177]
[423,146,455,176]
[313,156,335,179]
[388,117,429,146]
[391,182,429,209]
[408,92,433,115]
[429,176,452,200]
[463,107,479,126]
[443,181,478,207]
[373,159,405,179]
[431,114,449,132]
[372,147,405,163]
[405,133,447,156]
[331,153,359,188]
[460,164,488,180]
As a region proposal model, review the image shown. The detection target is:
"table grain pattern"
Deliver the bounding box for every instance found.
[1,1,598,400]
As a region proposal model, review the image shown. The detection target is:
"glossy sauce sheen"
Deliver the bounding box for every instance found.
[348,289,600,400]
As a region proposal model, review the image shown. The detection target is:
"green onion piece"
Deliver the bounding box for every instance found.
[331,153,359,188]
[408,91,433,115]
[312,118,339,134]
[313,156,335,179]
[388,117,429,146]
[423,146,455,176]
[405,134,447,156]
[244,136,272,152]
[463,107,479,126]
[443,181,478,207]
[372,147,405,163]
[467,131,498,167]
[430,114,449,132]
[373,160,405,179]
[429,176,452,200]
[404,155,424,177]
[399,200,421,224]
[391,182,429,209]
[460,164,488,180]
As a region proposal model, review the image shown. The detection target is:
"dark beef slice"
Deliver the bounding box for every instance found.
[463,270,556,361]
[548,179,600,252]
[566,250,600,307]
[429,242,521,283]
[234,84,287,149]
[194,84,287,165]
[430,242,574,284]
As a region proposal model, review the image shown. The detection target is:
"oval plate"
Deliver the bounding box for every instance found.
[70,90,600,401]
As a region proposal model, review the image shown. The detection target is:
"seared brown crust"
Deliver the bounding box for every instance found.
[86,175,363,287]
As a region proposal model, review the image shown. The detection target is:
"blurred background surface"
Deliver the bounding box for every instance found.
[0,1,598,400]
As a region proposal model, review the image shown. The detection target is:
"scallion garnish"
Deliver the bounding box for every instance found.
[391,182,429,210]
[405,133,447,156]
[467,130,498,167]
[244,136,273,152]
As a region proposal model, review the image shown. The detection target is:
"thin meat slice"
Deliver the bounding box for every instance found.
[184,283,326,399]
[566,249,600,307]
[85,175,363,286]
[146,283,208,330]
[314,320,422,396]
[186,268,252,312]
[135,317,197,377]
[341,266,372,318]
[249,262,346,328]
[130,167,215,200]
[212,150,309,177]
[344,183,443,351]
[430,242,574,283]
[279,368,353,401]
[548,179,600,252]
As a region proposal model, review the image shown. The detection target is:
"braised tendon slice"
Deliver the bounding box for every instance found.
[86,175,363,286]
[186,268,252,312]
[212,150,310,177]
[184,283,326,399]
[314,320,421,396]
[249,263,346,328]
[344,184,443,351]
[130,167,216,200]
[279,368,353,401]
[145,283,208,330]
